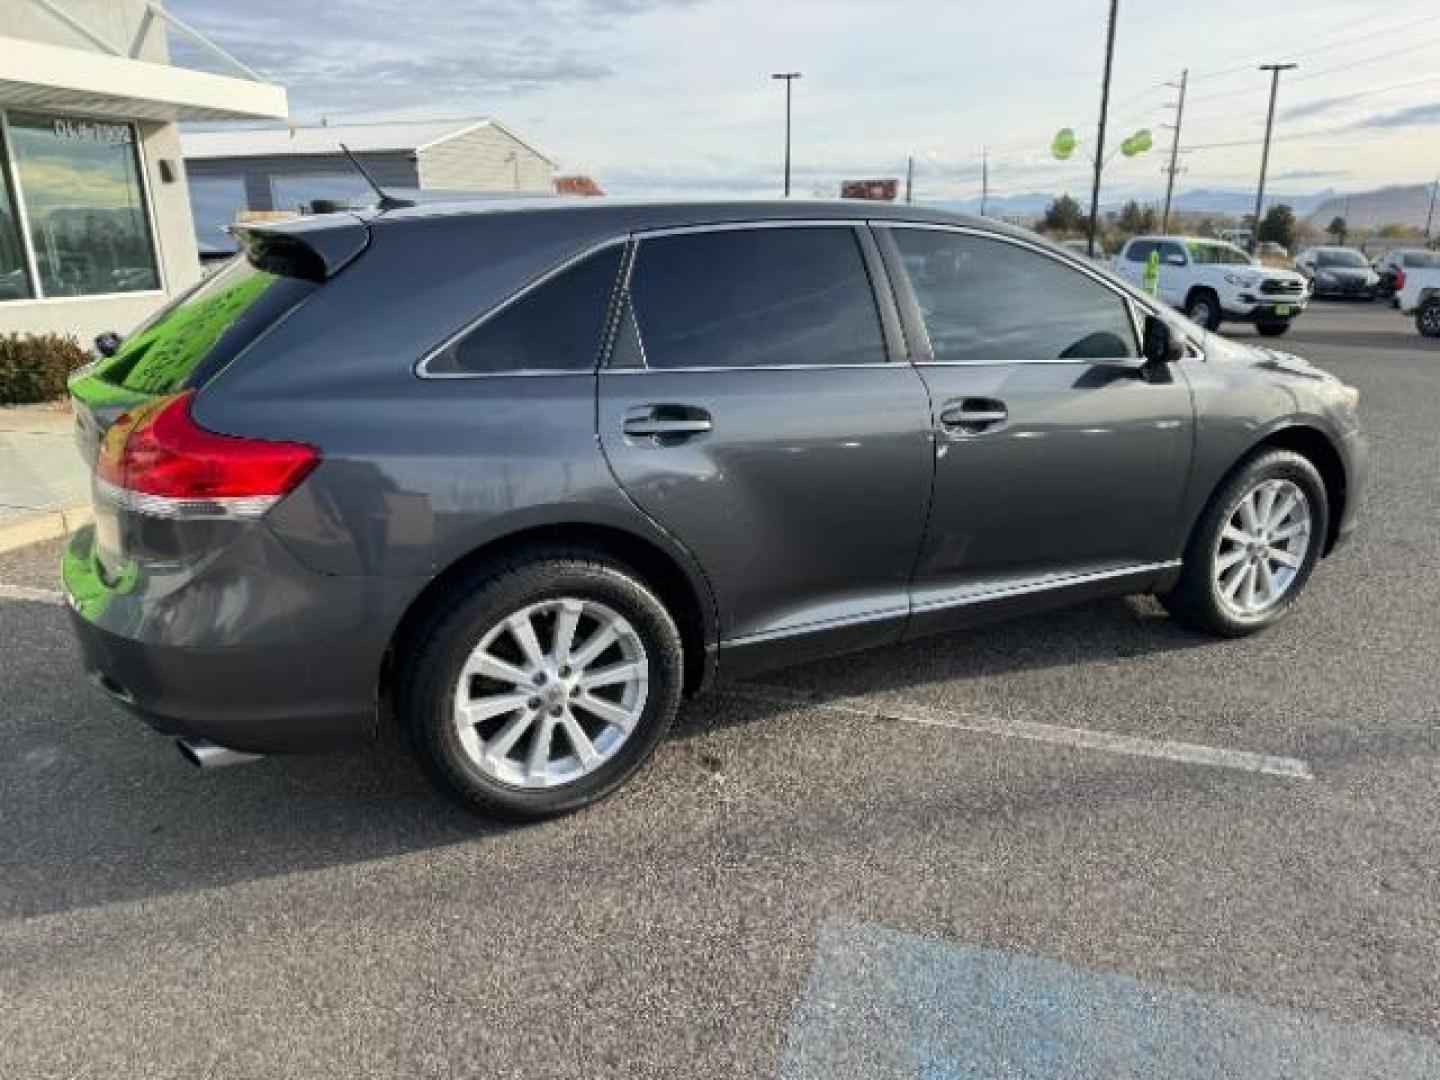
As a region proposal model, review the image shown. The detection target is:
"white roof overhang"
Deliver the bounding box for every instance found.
[0,35,288,122]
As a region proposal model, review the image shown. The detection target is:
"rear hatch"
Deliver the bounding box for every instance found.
[67,216,367,582]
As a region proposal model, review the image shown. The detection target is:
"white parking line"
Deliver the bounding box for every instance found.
[729,685,1314,781]
[0,584,64,605]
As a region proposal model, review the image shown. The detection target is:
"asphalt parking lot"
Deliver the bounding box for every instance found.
[2,300,1437,1078]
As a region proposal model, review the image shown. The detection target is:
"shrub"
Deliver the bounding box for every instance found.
[0,332,90,405]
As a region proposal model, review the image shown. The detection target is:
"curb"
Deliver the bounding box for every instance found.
[0,504,92,556]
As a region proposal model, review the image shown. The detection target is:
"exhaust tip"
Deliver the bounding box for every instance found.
[176,737,264,770]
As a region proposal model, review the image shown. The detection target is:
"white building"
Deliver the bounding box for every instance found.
[182,118,558,253]
[0,0,287,343]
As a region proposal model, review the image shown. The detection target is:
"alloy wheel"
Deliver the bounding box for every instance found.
[452,598,649,788]
[1212,478,1312,617]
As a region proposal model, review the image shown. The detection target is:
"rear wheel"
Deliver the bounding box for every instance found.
[1417,297,1440,338]
[1256,319,1291,337]
[1185,289,1222,331]
[397,550,684,820]
[1160,450,1328,637]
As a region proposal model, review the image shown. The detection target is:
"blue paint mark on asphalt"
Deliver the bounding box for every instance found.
[781,921,1440,1079]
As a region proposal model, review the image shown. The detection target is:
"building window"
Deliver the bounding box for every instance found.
[0,124,33,301]
[5,112,160,299]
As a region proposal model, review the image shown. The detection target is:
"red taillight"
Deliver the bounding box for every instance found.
[96,391,318,517]
[1395,268,1406,291]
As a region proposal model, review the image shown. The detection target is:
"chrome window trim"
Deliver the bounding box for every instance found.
[874,220,1150,365]
[603,362,899,376]
[415,237,629,380]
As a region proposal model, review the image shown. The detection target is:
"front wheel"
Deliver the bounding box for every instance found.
[1417,297,1440,338]
[1256,319,1291,337]
[1160,450,1328,637]
[1185,290,1222,331]
[397,551,684,820]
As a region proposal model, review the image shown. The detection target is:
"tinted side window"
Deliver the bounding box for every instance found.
[892,229,1138,363]
[1159,242,1188,264]
[1125,240,1158,263]
[627,227,886,369]
[435,245,623,375]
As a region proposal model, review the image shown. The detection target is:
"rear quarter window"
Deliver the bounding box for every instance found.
[427,245,625,375]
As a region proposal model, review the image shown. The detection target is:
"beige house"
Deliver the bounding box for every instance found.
[0,0,287,343]
[182,118,559,253]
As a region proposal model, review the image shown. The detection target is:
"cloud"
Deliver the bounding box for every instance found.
[1355,103,1440,131]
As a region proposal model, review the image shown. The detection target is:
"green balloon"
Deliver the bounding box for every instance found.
[1120,136,1138,157]
[1051,127,1077,160]
[1132,128,1153,153]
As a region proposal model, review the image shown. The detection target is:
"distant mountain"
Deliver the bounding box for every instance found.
[1305,184,1438,231]
[926,187,1338,222]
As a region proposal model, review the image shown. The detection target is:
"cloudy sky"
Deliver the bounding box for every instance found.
[171,0,1440,202]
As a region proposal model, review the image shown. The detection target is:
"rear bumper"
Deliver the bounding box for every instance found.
[62,522,415,754]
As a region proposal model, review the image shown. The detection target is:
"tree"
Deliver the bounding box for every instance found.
[1116,200,1158,237]
[1327,216,1348,244]
[1041,194,1086,235]
[1257,204,1296,250]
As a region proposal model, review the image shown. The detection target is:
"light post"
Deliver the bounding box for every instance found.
[1251,63,1297,252]
[771,72,801,197]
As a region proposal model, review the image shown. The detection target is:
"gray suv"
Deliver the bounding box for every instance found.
[63,200,1365,819]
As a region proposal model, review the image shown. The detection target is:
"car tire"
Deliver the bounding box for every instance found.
[1417,297,1440,338]
[1184,289,1222,331]
[1255,320,1291,337]
[396,548,684,820]
[1160,449,1328,638]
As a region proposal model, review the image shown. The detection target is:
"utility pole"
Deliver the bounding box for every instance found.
[770,72,801,197]
[1086,0,1120,258]
[905,155,914,204]
[981,145,989,217]
[1251,62,1297,253]
[1425,177,1438,244]
[1160,68,1187,233]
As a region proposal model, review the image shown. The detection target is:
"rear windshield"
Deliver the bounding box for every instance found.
[1402,252,1440,268]
[97,255,318,395]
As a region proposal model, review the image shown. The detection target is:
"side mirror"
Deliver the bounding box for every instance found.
[93,331,122,358]
[1142,314,1184,365]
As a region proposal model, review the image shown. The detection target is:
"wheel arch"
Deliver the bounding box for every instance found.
[383,522,718,705]
[1200,424,1348,557]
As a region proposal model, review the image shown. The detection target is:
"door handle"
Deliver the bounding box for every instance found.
[940,399,1008,433]
[622,405,712,441]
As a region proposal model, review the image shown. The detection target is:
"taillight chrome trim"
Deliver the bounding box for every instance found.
[94,477,281,520]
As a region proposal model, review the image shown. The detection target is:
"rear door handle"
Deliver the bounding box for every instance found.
[622,405,712,441]
[940,399,1008,433]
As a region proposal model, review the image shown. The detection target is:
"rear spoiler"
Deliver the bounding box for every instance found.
[230,214,370,281]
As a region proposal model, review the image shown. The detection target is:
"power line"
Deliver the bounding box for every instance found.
[1187,32,1440,107]
[1187,10,1439,83]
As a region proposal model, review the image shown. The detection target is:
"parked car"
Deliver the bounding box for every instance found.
[1372,248,1440,301]
[1112,235,1308,335]
[62,200,1365,819]
[1393,261,1440,337]
[1295,247,1381,299]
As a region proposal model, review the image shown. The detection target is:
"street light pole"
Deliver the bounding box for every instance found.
[1251,62,1297,253]
[771,72,801,197]
[1160,68,1187,233]
[1425,176,1438,244]
[1086,0,1119,258]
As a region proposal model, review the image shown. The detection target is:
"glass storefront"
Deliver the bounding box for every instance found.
[0,124,32,302]
[1,111,160,301]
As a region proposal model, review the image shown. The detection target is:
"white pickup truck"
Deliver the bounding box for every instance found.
[1394,264,1440,337]
[1113,235,1309,336]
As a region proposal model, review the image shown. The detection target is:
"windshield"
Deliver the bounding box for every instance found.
[1316,250,1368,268]
[1188,242,1255,267]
